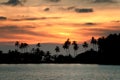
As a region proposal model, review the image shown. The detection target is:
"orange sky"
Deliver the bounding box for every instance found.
[0,0,120,44]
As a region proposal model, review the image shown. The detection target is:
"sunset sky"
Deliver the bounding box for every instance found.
[0,0,120,44]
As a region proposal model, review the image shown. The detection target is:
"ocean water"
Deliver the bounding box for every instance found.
[0,64,120,80]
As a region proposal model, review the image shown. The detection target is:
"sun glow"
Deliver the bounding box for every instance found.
[58,32,70,36]
[0,1,120,44]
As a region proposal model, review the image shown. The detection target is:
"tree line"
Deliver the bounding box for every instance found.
[0,33,120,64]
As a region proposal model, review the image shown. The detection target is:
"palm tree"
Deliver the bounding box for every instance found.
[19,43,29,53]
[82,42,88,51]
[15,41,20,51]
[19,43,24,53]
[55,46,60,56]
[45,51,51,62]
[36,43,41,50]
[72,41,79,57]
[35,48,40,54]
[24,43,29,53]
[63,39,71,55]
[31,48,35,54]
[91,37,97,50]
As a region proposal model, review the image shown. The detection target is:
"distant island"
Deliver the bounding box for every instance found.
[0,33,120,65]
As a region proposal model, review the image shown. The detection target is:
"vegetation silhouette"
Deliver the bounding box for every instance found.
[55,46,60,56]
[72,41,79,57]
[63,38,71,55]
[91,37,97,51]
[0,33,120,65]
[82,41,88,51]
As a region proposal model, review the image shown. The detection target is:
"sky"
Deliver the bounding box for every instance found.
[0,0,120,44]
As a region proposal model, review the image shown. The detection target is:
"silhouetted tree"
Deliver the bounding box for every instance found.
[31,48,35,53]
[35,48,41,54]
[97,33,120,64]
[82,42,88,51]
[36,43,41,49]
[24,43,29,53]
[55,46,60,56]
[15,41,20,51]
[91,37,97,50]
[19,43,29,53]
[72,41,79,57]
[1,33,120,64]
[0,50,2,55]
[63,39,71,55]
[19,43,23,53]
[44,51,51,62]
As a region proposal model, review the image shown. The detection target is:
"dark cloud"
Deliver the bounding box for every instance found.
[83,22,97,26]
[93,0,114,3]
[46,0,61,3]
[58,6,75,11]
[22,26,36,29]
[81,28,120,36]
[0,25,62,39]
[10,17,61,21]
[0,16,7,20]
[0,26,32,39]
[75,8,94,13]
[0,26,39,37]
[112,20,120,23]
[67,6,75,10]
[44,8,50,11]
[1,0,26,6]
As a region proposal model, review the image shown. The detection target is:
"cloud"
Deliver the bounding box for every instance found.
[67,6,75,10]
[0,25,62,40]
[10,17,61,21]
[81,28,120,36]
[44,8,50,11]
[112,20,120,23]
[0,26,36,35]
[93,0,114,3]
[60,6,76,11]
[0,16,7,20]
[83,22,97,26]
[46,0,61,3]
[22,26,36,29]
[75,8,94,13]
[1,0,26,6]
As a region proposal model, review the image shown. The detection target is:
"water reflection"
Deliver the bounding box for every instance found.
[0,64,120,80]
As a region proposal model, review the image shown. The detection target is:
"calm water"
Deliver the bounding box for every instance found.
[0,64,120,80]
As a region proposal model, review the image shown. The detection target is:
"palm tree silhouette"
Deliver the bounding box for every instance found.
[72,41,79,57]
[55,46,60,56]
[35,48,40,54]
[19,43,24,53]
[82,42,88,51]
[36,43,41,47]
[63,39,71,55]
[36,43,41,50]
[19,43,29,53]
[45,51,51,62]
[91,37,97,50]
[24,43,29,53]
[15,41,20,51]
[31,48,35,54]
